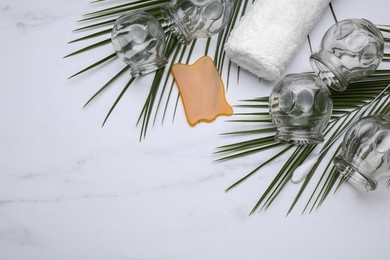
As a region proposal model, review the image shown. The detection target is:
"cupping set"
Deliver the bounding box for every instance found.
[110,0,390,192]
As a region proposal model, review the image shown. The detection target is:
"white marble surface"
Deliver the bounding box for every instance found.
[1,0,390,259]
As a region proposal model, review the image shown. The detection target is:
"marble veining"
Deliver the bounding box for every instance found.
[1,0,390,259]
[16,12,60,30]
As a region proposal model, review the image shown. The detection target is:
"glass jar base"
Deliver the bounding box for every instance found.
[334,155,377,191]
[275,128,324,145]
[161,5,192,45]
[130,58,168,77]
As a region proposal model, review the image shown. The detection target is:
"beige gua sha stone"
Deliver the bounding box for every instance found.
[171,56,233,126]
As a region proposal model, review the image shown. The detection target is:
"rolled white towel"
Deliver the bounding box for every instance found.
[225,0,331,81]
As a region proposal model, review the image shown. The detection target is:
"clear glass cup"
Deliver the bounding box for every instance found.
[269,73,333,145]
[310,19,384,92]
[334,115,390,191]
[161,0,234,45]
[111,11,168,77]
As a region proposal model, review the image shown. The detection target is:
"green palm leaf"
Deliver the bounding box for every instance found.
[215,15,390,215]
[67,0,251,140]
[217,70,390,215]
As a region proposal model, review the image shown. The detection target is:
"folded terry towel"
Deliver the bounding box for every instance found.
[225,0,331,81]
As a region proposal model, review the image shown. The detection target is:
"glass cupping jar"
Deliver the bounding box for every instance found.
[269,73,333,145]
[161,0,234,45]
[111,11,168,77]
[334,115,390,191]
[310,18,384,92]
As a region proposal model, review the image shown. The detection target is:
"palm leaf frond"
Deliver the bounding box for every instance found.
[218,70,390,214]
[67,0,253,139]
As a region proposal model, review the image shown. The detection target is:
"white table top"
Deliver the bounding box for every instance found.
[1,0,390,259]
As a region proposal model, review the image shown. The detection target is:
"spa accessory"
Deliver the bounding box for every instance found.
[171,56,233,126]
[311,19,384,92]
[291,84,390,184]
[111,11,168,77]
[161,0,234,45]
[334,115,390,191]
[269,73,333,145]
[225,0,330,81]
